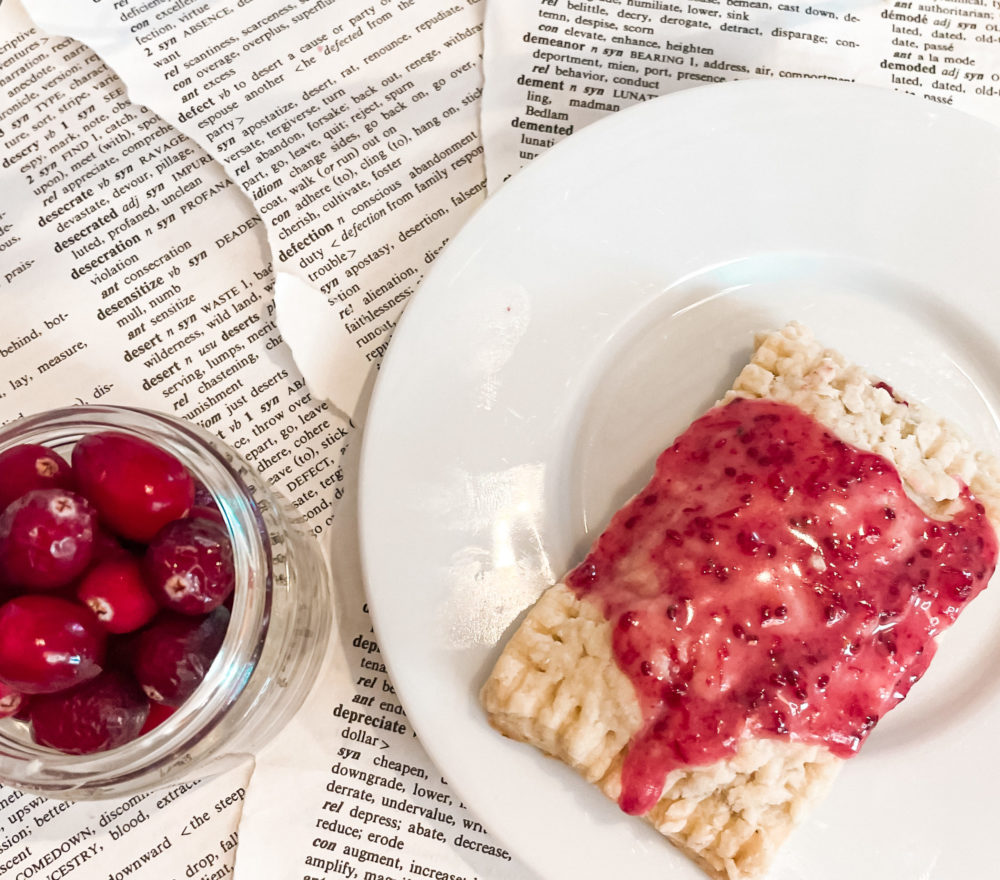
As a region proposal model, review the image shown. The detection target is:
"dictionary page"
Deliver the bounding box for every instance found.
[224,437,536,880]
[16,1,537,878]
[481,0,1000,189]
[26,0,488,419]
[0,1,351,877]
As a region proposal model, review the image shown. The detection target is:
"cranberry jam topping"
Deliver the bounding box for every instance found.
[566,397,997,816]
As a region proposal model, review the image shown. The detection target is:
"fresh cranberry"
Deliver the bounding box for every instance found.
[0,595,105,693]
[0,489,96,590]
[91,526,132,564]
[190,469,223,528]
[138,700,176,736]
[28,669,149,754]
[192,480,219,511]
[0,443,73,512]
[104,625,141,675]
[72,431,194,542]
[131,607,229,705]
[144,517,235,615]
[76,557,159,634]
[189,505,225,525]
[0,680,25,718]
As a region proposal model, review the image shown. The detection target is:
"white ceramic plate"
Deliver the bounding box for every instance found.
[359,80,1000,880]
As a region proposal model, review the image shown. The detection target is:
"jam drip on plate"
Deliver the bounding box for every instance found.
[566,397,997,816]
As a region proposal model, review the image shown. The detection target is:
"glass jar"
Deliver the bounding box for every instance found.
[0,405,333,799]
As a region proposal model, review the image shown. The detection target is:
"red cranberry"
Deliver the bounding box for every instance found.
[189,480,224,524]
[189,505,225,525]
[144,517,235,615]
[0,444,73,512]
[91,526,132,564]
[0,595,105,693]
[138,701,176,736]
[76,557,159,634]
[0,489,96,590]
[0,680,25,718]
[72,431,194,542]
[131,607,229,705]
[192,480,219,511]
[28,669,149,754]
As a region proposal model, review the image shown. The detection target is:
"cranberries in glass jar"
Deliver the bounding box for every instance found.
[0,422,234,757]
[0,403,330,798]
